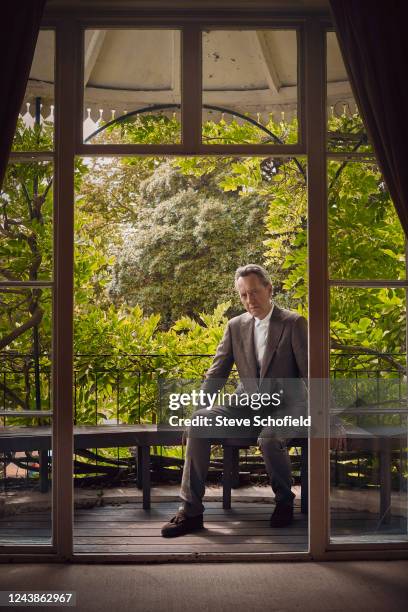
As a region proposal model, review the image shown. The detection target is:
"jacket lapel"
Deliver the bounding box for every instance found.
[260,305,285,380]
[240,313,258,380]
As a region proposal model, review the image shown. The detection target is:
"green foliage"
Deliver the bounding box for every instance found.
[88,112,180,146]
[2,110,407,426]
[108,159,268,325]
[327,110,372,154]
[72,301,230,424]
[202,113,298,145]
[12,118,54,153]
[0,123,55,410]
[328,159,405,281]
[0,160,53,283]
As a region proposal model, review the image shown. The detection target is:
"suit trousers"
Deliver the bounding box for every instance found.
[179,403,296,517]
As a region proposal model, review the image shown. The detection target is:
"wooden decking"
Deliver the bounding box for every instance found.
[1,502,406,554]
[74,502,309,554]
[0,502,307,553]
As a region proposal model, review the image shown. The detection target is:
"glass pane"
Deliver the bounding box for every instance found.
[0,288,52,397]
[327,31,372,154]
[202,30,298,145]
[83,30,181,144]
[328,160,406,280]
[0,289,52,546]
[330,287,408,542]
[0,162,53,282]
[12,30,54,152]
[73,155,308,554]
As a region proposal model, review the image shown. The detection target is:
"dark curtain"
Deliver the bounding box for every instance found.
[329,0,408,237]
[0,1,46,189]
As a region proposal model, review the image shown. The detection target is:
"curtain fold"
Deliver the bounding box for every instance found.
[329,0,408,237]
[0,1,46,189]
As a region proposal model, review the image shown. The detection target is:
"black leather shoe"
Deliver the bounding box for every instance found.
[161,510,204,538]
[270,502,294,528]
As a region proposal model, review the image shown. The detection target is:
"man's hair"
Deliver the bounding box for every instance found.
[234,264,272,289]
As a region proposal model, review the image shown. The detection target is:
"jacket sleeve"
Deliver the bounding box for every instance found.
[277,314,308,435]
[200,321,235,399]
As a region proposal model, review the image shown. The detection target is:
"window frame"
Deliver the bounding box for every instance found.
[1,4,407,563]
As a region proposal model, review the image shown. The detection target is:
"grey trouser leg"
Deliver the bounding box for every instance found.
[179,405,233,517]
[179,433,211,516]
[179,406,294,516]
[258,432,295,504]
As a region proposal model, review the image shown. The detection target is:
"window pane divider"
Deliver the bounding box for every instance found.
[52,17,79,561]
[329,279,408,287]
[0,546,56,555]
[8,152,54,162]
[182,25,201,150]
[327,151,376,161]
[42,13,316,28]
[0,410,53,417]
[327,541,408,551]
[0,281,54,288]
[75,144,307,156]
[305,16,329,559]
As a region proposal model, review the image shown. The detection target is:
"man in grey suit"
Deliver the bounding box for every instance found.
[161,264,308,537]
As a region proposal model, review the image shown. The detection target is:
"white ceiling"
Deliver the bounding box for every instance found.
[25,24,353,122]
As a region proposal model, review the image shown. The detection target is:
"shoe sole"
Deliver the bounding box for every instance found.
[270,520,294,528]
[161,524,205,538]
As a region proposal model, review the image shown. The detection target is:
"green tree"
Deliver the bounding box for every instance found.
[108,159,268,326]
[0,121,55,412]
[3,110,406,423]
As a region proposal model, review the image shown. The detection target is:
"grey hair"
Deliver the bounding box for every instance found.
[234,264,272,289]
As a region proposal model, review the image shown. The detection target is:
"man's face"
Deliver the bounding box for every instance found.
[236,273,272,319]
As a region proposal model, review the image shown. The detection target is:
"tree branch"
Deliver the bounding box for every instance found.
[0,267,19,282]
[330,339,405,373]
[0,305,43,351]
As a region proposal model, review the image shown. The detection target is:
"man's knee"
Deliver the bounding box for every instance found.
[258,435,287,452]
[184,407,213,441]
[192,407,212,418]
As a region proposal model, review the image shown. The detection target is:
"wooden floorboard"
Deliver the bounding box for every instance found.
[73,502,308,553]
[1,501,406,553]
[0,501,308,553]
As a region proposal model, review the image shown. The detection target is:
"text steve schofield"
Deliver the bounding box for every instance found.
[166,390,312,428]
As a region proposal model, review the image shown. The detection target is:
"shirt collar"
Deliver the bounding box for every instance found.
[254,303,274,326]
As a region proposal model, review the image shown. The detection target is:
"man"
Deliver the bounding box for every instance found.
[161,264,308,538]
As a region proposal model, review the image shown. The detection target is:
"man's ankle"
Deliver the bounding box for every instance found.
[179,504,203,517]
[161,510,204,538]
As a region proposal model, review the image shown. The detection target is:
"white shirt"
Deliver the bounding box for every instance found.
[254,304,274,366]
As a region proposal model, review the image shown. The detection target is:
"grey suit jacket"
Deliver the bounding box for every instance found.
[201,304,308,413]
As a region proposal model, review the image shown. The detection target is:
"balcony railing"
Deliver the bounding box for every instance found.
[1,351,407,490]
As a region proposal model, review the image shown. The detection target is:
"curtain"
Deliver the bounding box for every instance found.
[0,1,46,189]
[329,0,408,236]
